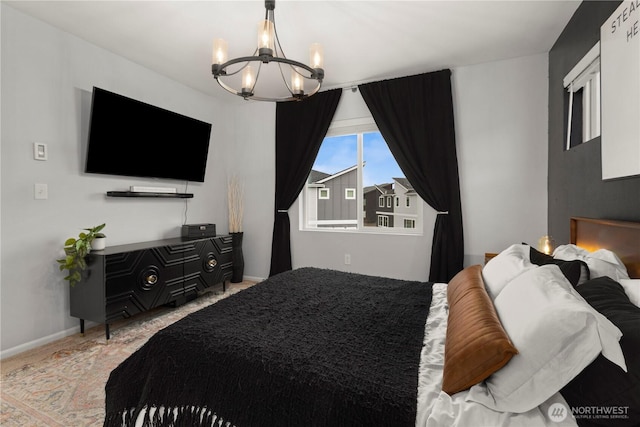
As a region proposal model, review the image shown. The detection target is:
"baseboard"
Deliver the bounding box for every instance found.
[0,319,103,360]
[1,279,263,360]
[242,275,265,283]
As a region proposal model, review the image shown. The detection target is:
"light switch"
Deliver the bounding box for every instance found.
[33,143,48,160]
[34,183,48,200]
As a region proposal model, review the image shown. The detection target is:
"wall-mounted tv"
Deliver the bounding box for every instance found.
[85,87,212,183]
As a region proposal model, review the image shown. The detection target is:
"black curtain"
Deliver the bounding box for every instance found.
[358,69,463,282]
[269,89,342,277]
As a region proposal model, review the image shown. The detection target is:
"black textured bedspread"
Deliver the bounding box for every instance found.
[104,267,434,427]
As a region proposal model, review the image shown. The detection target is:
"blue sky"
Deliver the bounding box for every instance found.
[313,132,404,187]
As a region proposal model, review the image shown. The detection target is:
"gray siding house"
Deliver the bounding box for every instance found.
[363,183,392,227]
[306,166,358,229]
[306,172,419,230]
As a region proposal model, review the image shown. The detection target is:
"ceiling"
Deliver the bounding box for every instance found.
[5,0,581,100]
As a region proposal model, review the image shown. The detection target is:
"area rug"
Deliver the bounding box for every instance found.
[0,283,253,427]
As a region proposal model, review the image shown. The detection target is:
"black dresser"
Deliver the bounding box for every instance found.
[70,236,232,339]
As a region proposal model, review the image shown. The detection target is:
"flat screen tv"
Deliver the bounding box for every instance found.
[85,87,212,183]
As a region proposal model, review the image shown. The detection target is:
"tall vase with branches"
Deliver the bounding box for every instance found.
[228,176,245,283]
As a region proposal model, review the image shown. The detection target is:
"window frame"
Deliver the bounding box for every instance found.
[378,215,389,228]
[564,42,601,150]
[299,118,423,236]
[345,188,356,200]
[318,188,330,200]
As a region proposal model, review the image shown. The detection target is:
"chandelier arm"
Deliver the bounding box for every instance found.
[250,61,263,95]
[276,62,295,97]
[215,77,245,98]
[215,76,321,102]
[214,56,322,81]
[271,9,289,61]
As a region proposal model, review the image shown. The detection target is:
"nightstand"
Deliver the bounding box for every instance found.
[484,252,498,265]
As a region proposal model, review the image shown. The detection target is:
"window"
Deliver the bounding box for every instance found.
[378,215,389,227]
[564,42,601,149]
[345,188,356,200]
[301,119,422,234]
[319,188,330,199]
[406,197,410,207]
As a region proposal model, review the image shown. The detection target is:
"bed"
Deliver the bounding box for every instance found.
[104,217,640,427]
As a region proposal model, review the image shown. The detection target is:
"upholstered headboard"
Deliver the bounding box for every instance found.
[570,217,640,279]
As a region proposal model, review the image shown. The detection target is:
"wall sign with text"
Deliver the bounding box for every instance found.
[600,0,640,180]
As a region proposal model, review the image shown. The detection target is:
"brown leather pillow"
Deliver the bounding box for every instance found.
[442,265,518,395]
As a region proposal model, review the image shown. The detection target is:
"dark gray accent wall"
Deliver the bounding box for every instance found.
[549,0,640,244]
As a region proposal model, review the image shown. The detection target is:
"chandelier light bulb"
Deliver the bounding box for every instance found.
[258,20,274,55]
[291,69,304,95]
[242,65,255,95]
[212,39,228,65]
[310,43,324,69]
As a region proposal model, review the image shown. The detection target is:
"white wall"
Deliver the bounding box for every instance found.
[0,5,230,356]
[225,101,276,281]
[454,54,549,264]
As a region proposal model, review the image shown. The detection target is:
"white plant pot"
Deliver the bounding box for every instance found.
[91,237,106,250]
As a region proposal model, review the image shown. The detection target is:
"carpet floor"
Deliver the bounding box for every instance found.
[0,282,254,427]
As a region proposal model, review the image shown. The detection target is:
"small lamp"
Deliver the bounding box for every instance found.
[538,235,555,255]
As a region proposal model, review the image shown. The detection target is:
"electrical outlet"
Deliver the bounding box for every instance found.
[34,183,48,200]
[344,253,351,265]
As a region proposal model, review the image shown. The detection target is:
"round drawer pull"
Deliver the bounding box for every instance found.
[204,253,218,272]
[139,266,160,290]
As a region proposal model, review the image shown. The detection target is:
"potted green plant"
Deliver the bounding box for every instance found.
[57,223,106,287]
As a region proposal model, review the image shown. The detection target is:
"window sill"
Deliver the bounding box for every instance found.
[299,227,424,237]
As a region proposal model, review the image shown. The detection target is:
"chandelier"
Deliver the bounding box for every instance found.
[211,0,324,102]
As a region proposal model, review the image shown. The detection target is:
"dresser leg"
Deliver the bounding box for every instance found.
[105,324,110,341]
[80,319,85,336]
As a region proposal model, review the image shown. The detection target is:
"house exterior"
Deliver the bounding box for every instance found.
[391,178,419,230]
[305,166,358,229]
[363,183,392,227]
[372,183,395,228]
[308,173,418,230]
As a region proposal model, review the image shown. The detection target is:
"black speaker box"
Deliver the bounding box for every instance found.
[182,223,216,239]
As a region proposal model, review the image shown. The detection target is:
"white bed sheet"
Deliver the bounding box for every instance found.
[416,283,579,427]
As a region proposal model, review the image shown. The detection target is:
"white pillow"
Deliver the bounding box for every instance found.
[619,279,640,307]
[482,244,536,300]
[553,244,630,281]
[466,265,626,413]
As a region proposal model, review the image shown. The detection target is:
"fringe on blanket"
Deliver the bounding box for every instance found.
[104,406,233,427]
